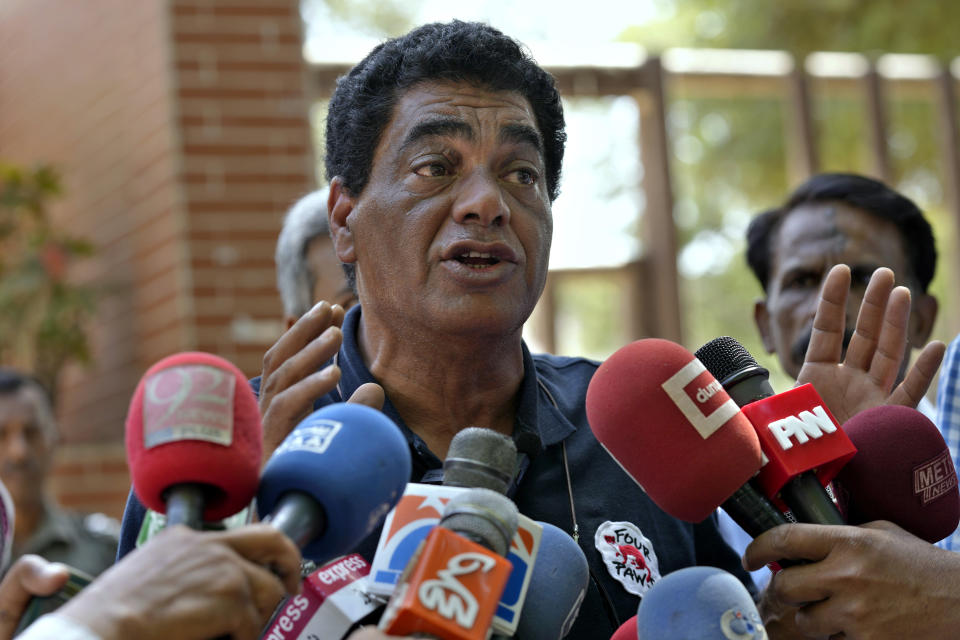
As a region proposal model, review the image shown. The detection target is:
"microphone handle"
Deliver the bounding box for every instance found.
[720,481,789,538]
[721,481,811,569]
[164,483,206,530]
[268,490,327,548]
[161,485,234,640]
[781,473,846,525]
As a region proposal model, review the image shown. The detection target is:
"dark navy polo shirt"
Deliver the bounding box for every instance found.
[117,304,755,638]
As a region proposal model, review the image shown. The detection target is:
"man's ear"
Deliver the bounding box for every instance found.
[328,176,357,265]
[908,292,938,349]
[754,298,776,354]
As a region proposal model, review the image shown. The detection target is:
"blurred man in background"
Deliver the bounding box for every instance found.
[0,369,118,578]
[722,172,943,587]
[747,172,938,407]
[275,188,358,330]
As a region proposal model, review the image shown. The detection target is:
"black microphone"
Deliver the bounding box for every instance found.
[696,336,851,525]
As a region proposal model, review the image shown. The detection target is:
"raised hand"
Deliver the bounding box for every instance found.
[0,556,69,640]
[56,524,302,640]
[796,265,944,425]
[258,302,385,463]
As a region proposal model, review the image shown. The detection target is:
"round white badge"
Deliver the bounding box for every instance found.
[594,521,661,597]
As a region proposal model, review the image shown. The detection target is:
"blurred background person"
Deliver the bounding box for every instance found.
[276,188,358,330]
[747,172,938,414]
[0,369,118,578]
[719,172,942,588]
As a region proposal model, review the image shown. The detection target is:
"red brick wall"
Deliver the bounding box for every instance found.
[0,0,313,518]
[171,0,314,376]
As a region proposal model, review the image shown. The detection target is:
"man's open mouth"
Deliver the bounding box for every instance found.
[454,251,501,268]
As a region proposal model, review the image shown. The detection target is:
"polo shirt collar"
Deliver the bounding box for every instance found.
[336,305,577,459]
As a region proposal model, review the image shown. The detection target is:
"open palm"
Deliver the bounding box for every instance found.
[796,265,944,425]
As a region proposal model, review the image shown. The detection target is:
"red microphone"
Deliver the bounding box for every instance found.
[585,339,772,526]
[609,615,636,640]
[835,405,960,543]
[697,337,855,525]
[125,352,262,528]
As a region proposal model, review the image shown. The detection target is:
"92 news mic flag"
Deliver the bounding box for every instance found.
[125,352,263,528]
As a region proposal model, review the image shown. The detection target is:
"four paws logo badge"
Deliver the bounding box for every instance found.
[594,521,661,597]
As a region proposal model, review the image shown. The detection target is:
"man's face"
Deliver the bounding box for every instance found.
[755,201,922,380]
[0,390,53,507]
[331,81,553,337]
[306,235,357,310]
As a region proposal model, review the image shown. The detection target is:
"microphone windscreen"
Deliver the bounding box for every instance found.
[636,566,766,639]
[125,352,262,521]
[439,487,519,557]
[0,479,13,572]
[257,402,412,561]
[837,405,960,543]
[609,615,636,640]
[586,339,763,522]
[443,427,517,493]
[515,522,589,640]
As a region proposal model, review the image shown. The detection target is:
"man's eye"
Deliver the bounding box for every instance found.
[785,273,819,289]
[415,163,449,178]
[505,168,538,185]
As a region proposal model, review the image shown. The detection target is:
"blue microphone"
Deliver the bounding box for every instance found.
[257,403,412,562]
[511,521,589,639]
[636,566,767,639]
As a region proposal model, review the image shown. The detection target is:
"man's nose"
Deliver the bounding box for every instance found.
[451,169,510,227]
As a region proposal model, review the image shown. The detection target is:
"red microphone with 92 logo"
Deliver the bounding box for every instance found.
[125,352,262,529]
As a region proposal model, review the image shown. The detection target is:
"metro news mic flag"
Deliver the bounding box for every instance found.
[836,405,960,542]
[125,352,262,528]
[585,338,769,524]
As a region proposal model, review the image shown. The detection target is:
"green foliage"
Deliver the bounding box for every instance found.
[620,0,959,364]
[0,163,97,396]
[622,0,960,59]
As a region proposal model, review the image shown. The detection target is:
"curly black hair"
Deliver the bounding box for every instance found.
[324,21,566,292]
[325,20,565,200]
[746,173,937,293]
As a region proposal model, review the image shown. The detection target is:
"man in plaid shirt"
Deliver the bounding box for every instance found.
[937,335,960,550]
